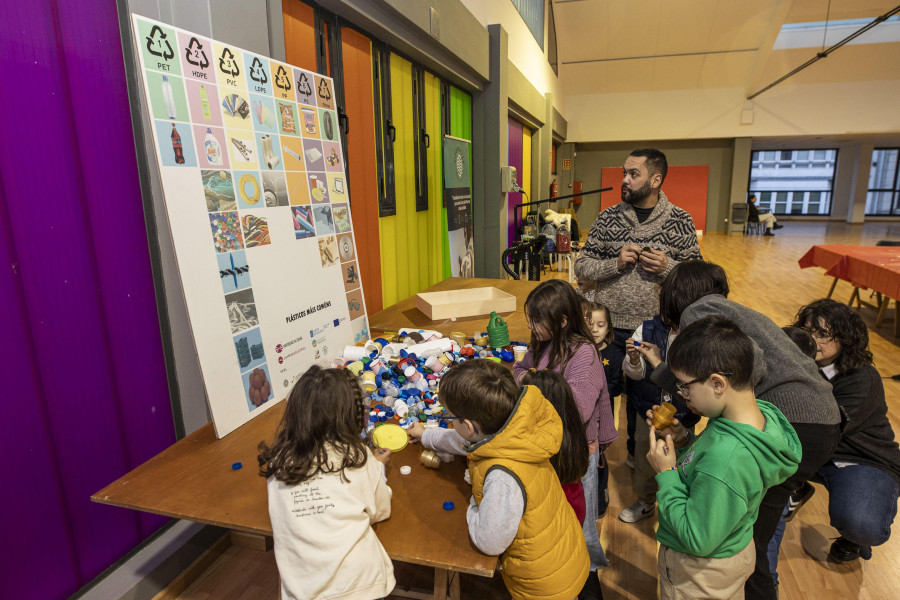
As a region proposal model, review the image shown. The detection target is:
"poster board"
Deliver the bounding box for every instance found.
[600,166,709,233]
[442,136,474,277]
[131,15,369,437]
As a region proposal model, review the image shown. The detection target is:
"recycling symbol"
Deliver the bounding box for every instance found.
[249,57,268,84]
[146,25,174,61]
[185,38,209,69]
[275,66,292,92]
[218,48,240,77]
[318,79,332,101]
[297,73,313,98]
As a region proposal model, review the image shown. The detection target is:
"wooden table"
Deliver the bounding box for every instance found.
[93,277,540,599]
[798,244,900,336]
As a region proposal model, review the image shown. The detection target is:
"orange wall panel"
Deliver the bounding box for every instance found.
[282,0,317,72]
[600,165,709,232]
[341,27,383,314]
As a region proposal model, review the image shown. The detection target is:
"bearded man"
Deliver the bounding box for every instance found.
[573,148,701,469]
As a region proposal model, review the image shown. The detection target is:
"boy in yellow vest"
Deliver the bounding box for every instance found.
[646,316,801,599]
[408,359,590,600]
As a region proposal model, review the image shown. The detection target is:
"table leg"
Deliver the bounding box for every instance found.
[432,568,460,600]
[827,277,839,299]
[875,295,889,327]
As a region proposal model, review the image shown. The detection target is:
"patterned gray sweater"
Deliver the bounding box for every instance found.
[574,191,702,331]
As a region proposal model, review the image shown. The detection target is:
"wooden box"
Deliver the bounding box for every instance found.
[415,287,517,320]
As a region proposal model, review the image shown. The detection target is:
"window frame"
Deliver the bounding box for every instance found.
[747,148,839,216]
[865,148,900,216]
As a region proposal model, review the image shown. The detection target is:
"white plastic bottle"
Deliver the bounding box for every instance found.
[161,75,177,119]
[205,128,222,165]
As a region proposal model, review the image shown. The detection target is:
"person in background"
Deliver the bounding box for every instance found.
[747,194,782,237]
[574,148,702,468]
[408,359,590,600]
[791,299,900,564]
[582,299,621,517]
[647,316,800,600]
[259,365,394,600]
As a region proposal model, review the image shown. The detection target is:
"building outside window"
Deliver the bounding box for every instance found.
[748,149,838,216]
[866,149,900,216]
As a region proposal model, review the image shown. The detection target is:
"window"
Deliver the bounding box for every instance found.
[372,43,395,216]
[748,149,838,215]
[866,149,900,216]
[510,0,544,49]
[547,1,558,75]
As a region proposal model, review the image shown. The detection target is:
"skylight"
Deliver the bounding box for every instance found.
[773,16,900,50]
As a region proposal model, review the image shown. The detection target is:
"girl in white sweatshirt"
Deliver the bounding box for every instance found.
[259,365,394,600]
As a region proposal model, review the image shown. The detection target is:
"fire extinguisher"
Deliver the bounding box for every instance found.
[550,180,558,199]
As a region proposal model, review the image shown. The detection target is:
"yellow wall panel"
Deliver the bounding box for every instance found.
[522,127,532,201]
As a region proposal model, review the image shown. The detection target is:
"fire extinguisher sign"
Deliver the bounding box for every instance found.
[563,159,571,170]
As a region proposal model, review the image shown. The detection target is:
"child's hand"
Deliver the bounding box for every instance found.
[644,407,687,443]
[635,342,663,369]
[407,422,426,443]
[575,275,597,294]
[373,448,392,464]
[625,338,642,365]
[647,426,676,473]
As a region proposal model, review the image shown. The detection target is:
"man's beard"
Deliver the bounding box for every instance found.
[622,180,652,204]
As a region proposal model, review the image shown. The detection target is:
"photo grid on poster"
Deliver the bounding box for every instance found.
[133,16,368,436]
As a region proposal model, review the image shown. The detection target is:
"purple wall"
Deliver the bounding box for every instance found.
[0,1,175,597]
[507,118,524,244]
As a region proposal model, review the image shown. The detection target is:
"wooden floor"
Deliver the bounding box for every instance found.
[171,222,900,600]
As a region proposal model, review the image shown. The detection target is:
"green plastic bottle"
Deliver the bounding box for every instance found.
[486,311,510,349]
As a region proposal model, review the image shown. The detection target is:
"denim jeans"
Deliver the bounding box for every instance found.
[765,507,788,586]
[818,461,899,555]
[745,422,841,600]
[582,450,610,570]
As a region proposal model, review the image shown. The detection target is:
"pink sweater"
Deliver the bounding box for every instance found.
[513,343,617,447]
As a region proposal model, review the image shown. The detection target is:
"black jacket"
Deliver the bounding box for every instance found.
[829,365,900,485]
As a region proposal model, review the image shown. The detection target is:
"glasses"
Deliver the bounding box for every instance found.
[803,328,834,343]
[675,372,733,397]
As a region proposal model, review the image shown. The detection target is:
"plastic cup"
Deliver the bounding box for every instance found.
[513,345,527,362]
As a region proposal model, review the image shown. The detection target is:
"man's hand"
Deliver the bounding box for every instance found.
[647,426,676,473]
[639,247,669,274]
[373,448,392,465]
[617,244,642,271]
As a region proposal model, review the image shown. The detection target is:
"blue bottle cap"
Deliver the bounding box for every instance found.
[232,462,242,470]
[443,501,454,510]
[378,388,387,396]
[375,373,383,387]
[400,349,409,358]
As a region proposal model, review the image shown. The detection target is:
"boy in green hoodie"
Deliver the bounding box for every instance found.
[646,316,801,600]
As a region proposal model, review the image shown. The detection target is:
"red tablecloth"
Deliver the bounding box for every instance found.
[798,245,900,300]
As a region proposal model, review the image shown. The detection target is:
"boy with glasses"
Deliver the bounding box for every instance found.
[645,316,801,600]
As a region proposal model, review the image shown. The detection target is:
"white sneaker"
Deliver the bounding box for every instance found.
[618,499,655,523]
[625,454,635,469]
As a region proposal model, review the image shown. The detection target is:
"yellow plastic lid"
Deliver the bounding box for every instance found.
[371,424,409,452]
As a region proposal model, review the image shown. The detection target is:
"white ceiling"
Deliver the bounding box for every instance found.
[554,0,900,97]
